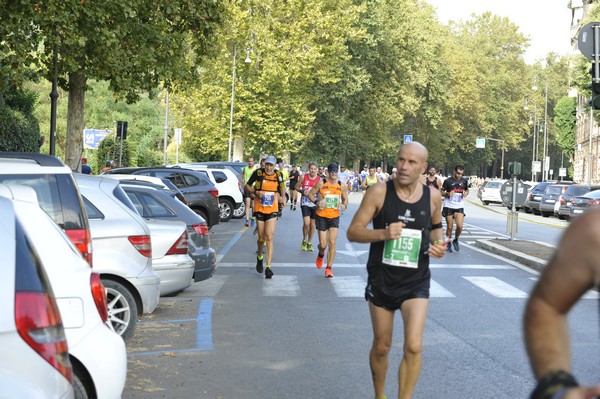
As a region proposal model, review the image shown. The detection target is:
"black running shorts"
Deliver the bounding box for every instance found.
[254,212,279,222]
[301,205,317,219]
[442,207,465,217]
[315,215,339,231]
[364,282,430,311]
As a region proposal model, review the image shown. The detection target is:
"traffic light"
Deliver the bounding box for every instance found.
[117,121,128,140]
[508,162,521,175]
[590,62,600,110]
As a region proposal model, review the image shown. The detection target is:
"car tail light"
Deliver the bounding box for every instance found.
[590,200,600,206]
[64,228,93,267]
[128,235,152,258]
[89,273,108,323]
[15,291,72,383]
[192,223,209,236]
[559,197,566,205]
[166,230,189,255]
[209,189,219,198]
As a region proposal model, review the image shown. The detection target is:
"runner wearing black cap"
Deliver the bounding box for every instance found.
[307,163,348,278]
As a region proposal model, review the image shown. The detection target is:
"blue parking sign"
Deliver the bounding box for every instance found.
[403,134,413,144]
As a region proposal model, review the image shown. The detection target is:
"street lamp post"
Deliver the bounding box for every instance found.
[543,79,549,181]
[228,44,252,162]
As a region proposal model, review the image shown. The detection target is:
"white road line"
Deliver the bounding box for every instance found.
[463,276,528,298]
[330,276,365,297]
[217,262,513,269]
[263,275,300,297]
[430,279,455,297]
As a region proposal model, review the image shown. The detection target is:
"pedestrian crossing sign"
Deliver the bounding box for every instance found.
[476,138,486,148]
[403,134,413,144]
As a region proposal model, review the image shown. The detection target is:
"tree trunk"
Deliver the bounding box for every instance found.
[65,71,86,171]
[233,136,245,162]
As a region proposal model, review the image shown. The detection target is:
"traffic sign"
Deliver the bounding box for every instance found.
[403,134,413,144]
[476,138,485,148]
[578,22,600,60]
[500,179,528,208]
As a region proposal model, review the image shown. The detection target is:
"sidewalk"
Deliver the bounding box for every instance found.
[474,238,555,272]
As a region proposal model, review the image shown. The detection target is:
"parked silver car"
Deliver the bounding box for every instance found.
[121,183,217,282]
[144,218,195,296]
[74,174,161,339]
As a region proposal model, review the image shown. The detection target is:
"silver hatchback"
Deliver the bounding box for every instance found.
[75,174,161,340]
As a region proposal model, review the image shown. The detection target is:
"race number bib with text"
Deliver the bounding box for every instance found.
[382,228,422,268]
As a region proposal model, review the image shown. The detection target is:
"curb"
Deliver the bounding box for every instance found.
[474,239,553,272]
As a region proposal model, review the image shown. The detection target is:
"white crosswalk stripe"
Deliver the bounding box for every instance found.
[430,279,455,297]
[330,276,366,297]
[463,276,528,298]
[187,271,599,300]
[263,275,300,296]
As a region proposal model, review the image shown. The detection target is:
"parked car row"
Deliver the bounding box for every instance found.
[0,152,218,398]
[101,164,245,224]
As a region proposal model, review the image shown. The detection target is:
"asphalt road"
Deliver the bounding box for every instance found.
[122,191,599,399]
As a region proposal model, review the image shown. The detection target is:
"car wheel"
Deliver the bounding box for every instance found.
[102,279,138,340]
[523,207,532,214]
[482,201,489,205]
[532,209,541,215]
[557,214,565,220]
[72,372,89,399]
[219,198,234,222]
[541,211,551,217]
[233,202,245,219]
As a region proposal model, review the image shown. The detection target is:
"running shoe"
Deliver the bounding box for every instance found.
[301,240,308,251]
[452,239,460,252]
[307,243,314,252]
[245,220,250,227]
[290,204,293,210]
[292,205,296,211]
[265,267,273,279]
[325,268,334,278]
[250,218,255,227]
[256,256,264,273]
[316,254,324,269]
[446,242,453,253]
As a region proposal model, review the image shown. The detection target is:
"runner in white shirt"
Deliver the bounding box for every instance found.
[440,165,469,253]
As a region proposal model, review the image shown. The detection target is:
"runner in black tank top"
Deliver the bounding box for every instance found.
[347,142,448,399]
[366,180,432,297]
[425,166,441,190]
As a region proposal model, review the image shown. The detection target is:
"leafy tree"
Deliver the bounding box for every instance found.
[0,0,224,169]
[554,96,576,164]
[0,87,41,152]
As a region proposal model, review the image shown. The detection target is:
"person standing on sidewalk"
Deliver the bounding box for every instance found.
[440,165,469,253]
[524,209,600,399]
[347,142,447,399]
[244,155,287,279]
[308,163,348,278]
[296,162,320,252]
[243,156,258,227]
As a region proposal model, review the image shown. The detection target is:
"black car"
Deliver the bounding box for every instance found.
[539,184,572,217]
[556,184,600,220]
[102,166,220,228]
[569,189,600,219]
[120,183,217,282]
[523,181,557,215]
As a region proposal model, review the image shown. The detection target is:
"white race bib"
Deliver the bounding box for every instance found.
[382,228,422,268]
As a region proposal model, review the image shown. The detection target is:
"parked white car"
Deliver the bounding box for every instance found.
[74,174,161,340]
[0,196,74,399]
[174,164,244,221]
[0,185,127,398]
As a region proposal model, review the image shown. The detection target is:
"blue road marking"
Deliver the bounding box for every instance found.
[219,229,245,258]
[128,297,214,356]
[196,298,214,350]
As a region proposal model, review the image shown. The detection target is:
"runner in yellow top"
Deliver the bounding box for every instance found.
[361,165,382,190]
[244,155,287,279]
[308,163,348,278]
